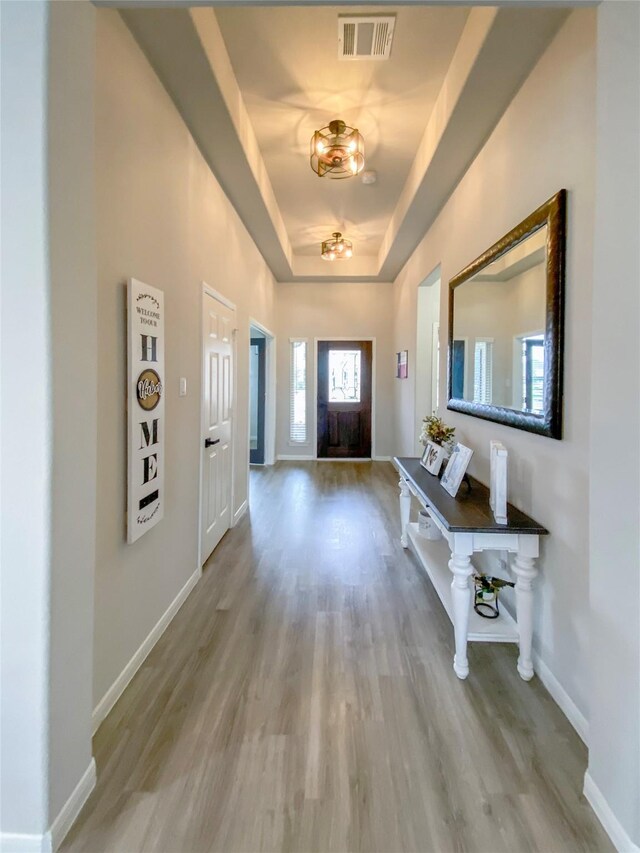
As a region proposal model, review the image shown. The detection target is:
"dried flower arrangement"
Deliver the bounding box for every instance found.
[420,413,456,449]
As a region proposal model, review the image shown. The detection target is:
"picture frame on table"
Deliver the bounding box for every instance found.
[440,443,474,497]
[420,440,447,476]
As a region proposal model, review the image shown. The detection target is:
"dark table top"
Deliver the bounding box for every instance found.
[394,457,548,535]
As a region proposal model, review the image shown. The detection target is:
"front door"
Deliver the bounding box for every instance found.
[317,340,372,458]
[201,292,234,564]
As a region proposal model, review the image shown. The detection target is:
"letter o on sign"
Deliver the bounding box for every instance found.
[137,368,162,411]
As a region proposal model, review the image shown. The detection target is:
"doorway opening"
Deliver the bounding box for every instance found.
[249,330,266,464]
[316,339,373,459]
[415,266,441,449]
[248,320,276,470]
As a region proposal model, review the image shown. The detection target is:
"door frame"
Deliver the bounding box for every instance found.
[248,318,276,468]
[313,337,376,461]
[198,282,237,569]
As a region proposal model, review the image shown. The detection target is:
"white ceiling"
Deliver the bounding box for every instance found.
[122,4,569,282]
[215,6,470,258]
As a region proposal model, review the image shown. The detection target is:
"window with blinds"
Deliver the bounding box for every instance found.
[473,339,493,405]
[289,339,307,443]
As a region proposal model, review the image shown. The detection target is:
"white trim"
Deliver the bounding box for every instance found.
[315,458,372,463]
[0,833,50,853]
[50,759,96,851]
[92,567,201,735]
[277,454,315,461]
[202,281,236,311]
[0,760,96,853]
[373,456,391,462]
[584,772,640,853]
[532,650,589,745]
[313,337,377,460]
[232,499,248,526]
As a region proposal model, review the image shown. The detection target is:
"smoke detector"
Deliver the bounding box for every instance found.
[361,170,377,185]
[338,16,396,61]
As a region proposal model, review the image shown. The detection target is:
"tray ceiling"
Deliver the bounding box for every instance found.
[122,4,569,282]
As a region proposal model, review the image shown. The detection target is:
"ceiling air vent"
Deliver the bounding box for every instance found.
[338,16,396,61]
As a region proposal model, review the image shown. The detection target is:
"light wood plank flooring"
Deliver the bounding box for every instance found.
[64,462,611,853]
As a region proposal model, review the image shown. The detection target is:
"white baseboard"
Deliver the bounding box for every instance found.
[50,759,96,850]
[584,772,640,853]
[373,456,391,462]
[232,499,248,526]
[92,567,201,735]
[532,650,589,745]
[0,759,96,853]
[316,458,372,463]
[277,454,315,461]
[0,832,50,853]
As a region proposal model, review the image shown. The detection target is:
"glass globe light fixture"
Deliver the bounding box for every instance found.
[321,232,353,261]
[310,120,364,179]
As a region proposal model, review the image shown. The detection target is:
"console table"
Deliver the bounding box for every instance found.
[394,457,548,681]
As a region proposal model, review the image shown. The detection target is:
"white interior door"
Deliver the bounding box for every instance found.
[201,291,234,564]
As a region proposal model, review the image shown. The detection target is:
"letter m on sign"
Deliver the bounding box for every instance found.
[140,419,158,449]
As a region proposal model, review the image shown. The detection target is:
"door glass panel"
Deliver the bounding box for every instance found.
[328,350,361,402]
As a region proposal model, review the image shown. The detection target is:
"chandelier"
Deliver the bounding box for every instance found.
[310,119,365,179]
[321,232,353,261]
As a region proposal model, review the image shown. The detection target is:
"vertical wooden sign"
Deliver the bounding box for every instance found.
[127,279,164,543]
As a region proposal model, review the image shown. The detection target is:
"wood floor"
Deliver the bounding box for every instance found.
[64,462,611,853]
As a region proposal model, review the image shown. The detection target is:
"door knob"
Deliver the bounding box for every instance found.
[204,438,220,448]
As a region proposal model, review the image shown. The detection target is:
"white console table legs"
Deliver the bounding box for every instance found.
[399,478,411,549]
[449,544,474,679]
[513,550,539,681]
[397,473,541,682]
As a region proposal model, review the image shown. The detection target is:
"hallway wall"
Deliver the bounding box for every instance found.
[274,282,395,459]
[392,9,596,732]
[94,10,276,715]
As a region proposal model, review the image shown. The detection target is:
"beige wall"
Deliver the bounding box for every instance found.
[393,9,596,724]
[587,1,640,845]
[275,283,395,459]
[1,0,97,837]
[94,10,276,710]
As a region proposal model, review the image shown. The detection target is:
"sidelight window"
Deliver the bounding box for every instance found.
[473,339,493,405]
[522,334,544,414]
[289,339,307,443]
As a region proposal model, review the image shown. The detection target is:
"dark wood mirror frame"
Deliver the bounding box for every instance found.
[447,189,567,439]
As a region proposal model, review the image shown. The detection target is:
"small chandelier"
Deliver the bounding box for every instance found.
[310,119,364,179]
[321,232,353,261]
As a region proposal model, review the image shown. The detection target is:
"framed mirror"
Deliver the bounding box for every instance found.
[447,190,566,439]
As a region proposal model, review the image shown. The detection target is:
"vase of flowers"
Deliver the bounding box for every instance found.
[420,413,455,451]
[419,413,456,476]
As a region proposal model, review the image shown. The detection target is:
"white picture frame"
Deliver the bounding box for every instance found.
[490,440,508,524]
[440,443,474,498]
[420,440,446,476]
[127,278,165,543]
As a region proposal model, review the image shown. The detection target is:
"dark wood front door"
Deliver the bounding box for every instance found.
[317,340,372,458]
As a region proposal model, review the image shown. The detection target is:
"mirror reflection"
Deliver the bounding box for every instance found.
[451,225,547,416]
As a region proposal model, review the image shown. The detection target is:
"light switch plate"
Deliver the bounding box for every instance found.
[179,377,187,397]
